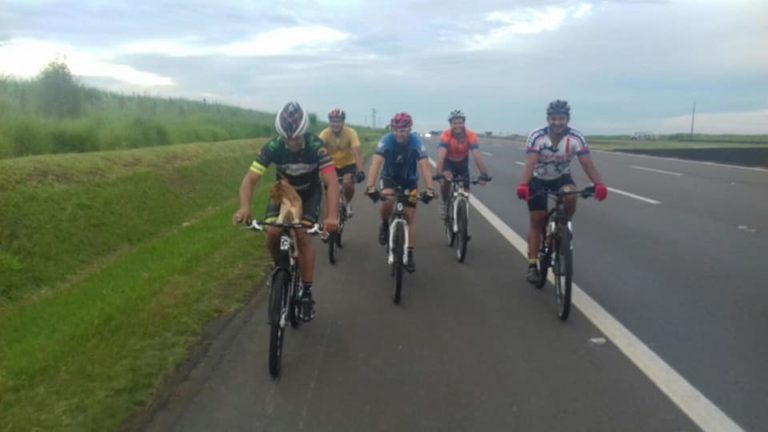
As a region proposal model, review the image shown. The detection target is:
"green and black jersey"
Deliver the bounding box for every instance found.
[250,133,334,192]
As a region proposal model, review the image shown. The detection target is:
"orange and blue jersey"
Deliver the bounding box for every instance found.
[438,128,479,161]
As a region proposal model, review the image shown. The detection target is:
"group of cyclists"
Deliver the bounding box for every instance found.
[232,99,607,322]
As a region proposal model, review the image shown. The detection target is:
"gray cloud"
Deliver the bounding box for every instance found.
[3,0,767,133]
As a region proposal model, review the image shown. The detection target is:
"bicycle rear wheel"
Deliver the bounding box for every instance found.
[268,269,290,377]
[455,199,468,262]
[328,232,337,264]
[553,225,573,321]
[392,223,404,304]
[535,225,549,289]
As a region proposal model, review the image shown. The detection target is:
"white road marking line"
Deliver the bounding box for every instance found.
[482,151,494,157]
[467,194,745,432]
[608,187,661,205]
[515,161,525,166]
[631,165,683,176]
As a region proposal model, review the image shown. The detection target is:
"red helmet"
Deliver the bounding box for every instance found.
[328,107,346,121]
[390,112,413,129]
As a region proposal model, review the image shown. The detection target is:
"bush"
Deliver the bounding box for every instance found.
[127,118,171,148]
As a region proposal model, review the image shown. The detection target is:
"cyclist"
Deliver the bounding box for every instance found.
[516,100,607,285]
[435,109,492,221]
[365,112,435,272]
[232,101,339,321]
[319,107,366,217]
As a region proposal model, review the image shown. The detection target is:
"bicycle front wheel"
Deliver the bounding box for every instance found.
[268,269,290,377]
[553,225,573,321]
[455,199,468,262]
[392,223,404,304]
[536,225,549,289]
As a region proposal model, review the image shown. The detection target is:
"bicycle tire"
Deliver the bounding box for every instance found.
[288,266,301,328]
[393,223,404,304]
[268,269,289,377]
[535,225,548,289]
[445,202,456,247]
[328,232,337,264]
[456,199,468,262]
[554,225,573,321]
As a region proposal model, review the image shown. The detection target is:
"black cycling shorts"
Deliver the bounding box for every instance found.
[380,177,418,208]
[527,174,576,212]
[443,158,470,188]
[335,164,356,178]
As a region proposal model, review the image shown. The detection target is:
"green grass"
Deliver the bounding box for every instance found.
[0,131,381,431]
[588,134,768,151]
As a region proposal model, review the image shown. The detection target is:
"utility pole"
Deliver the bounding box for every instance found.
[690,100,696,139]
[372,108,376,129]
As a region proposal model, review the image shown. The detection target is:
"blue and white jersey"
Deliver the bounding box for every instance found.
[375,132,427,184]
[526,127,590,181]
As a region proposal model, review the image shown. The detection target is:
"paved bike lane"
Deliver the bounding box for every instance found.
[145,187,697,431]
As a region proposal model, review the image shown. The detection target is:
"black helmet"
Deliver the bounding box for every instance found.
[448,109,465,121]
[546,100,570,116]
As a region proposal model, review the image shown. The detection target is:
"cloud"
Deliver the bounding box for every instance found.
[586,109,768,134]
[118,25,351,57]
[0,38,174,86]
[470,3,593,49]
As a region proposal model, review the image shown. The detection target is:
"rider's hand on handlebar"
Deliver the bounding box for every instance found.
[594,183,608,201]
[232,208,250,225]
[420,188,435,204]
[442,171,453,182]
[355,171,366,184]
[365,186,381,203]
[323,218,338,234]
[478,173,492,185]
[516,183,529,201]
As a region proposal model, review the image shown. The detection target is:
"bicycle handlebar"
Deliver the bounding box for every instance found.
[533,185,596,200]
[243,219,322,235]
[432,173,490,185]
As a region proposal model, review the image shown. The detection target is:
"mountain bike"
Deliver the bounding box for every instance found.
[533,185,595,321]
[327,175,350,264]
[244,219,320,377]
[433,174,490,262]
[371,186,431,304]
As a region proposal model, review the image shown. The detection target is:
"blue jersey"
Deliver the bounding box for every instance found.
[375,132,427,186]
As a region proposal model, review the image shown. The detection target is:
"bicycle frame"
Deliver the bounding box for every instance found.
[386,191,410,266]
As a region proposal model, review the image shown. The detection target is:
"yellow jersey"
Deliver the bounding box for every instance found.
[319,126,360,168]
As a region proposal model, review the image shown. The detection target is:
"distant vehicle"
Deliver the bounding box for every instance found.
[423,132,432,138]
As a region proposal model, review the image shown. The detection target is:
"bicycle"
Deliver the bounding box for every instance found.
[243,219,320,377]
[327,175,350,264]
[433,174,490,262]
[533,185,595,321]
[369,186,431,304]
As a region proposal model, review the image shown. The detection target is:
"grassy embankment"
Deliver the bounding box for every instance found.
[0,130,381,431]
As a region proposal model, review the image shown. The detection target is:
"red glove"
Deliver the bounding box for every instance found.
[516,183,529,201]
[595,183,608,201]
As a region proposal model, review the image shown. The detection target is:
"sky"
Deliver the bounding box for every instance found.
[1,0,766,134]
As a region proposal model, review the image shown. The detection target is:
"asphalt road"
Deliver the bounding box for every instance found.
[435,136,767,431]
[140,137,748,432]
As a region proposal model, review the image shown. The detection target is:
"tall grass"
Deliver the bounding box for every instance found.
[0,64,276,158]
